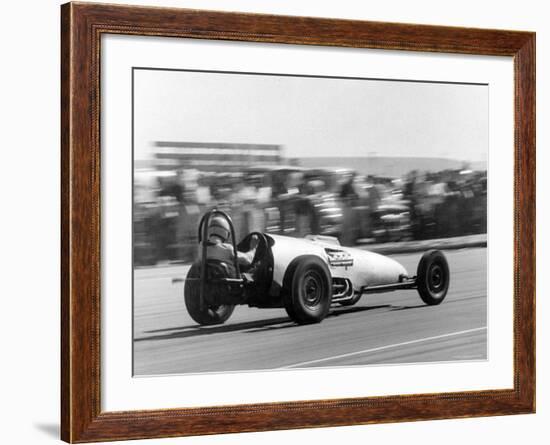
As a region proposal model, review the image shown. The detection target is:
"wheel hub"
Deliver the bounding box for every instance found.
[303,272,323,307]
[428,264,444,292]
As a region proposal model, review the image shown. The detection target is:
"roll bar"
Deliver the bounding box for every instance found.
[197,209,241,311]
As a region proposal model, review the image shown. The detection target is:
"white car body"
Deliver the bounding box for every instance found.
[267,234,408,295]
[185,210,448,326]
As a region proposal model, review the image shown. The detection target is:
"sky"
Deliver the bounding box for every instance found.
[134,68,488,163]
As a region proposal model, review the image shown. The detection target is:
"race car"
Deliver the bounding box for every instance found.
[183,209,450,326]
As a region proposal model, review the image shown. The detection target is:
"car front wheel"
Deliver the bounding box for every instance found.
[416,250,450,305]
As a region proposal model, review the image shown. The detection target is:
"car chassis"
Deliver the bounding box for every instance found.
[182,209,450,325]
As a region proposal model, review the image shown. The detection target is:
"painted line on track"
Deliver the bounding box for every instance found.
[277,326,487,369]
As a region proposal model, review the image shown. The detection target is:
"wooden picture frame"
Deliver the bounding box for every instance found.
[61,2,535,442]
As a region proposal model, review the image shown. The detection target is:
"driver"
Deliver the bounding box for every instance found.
[202,215,258,268]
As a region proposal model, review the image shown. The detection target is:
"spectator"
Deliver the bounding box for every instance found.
[340,172,360,246]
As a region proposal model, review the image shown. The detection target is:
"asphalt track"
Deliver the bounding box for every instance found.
[133,248,487,375]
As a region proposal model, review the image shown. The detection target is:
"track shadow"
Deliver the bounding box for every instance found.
[135,316,293,342]
[135,297,464,341]
[244,304,393,333]
[388,304,428,311]
[329,304,393,317]
[137,304,401,340]
[386,294,486,312]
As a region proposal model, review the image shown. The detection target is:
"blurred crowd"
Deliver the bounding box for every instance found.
[134,166,487,266]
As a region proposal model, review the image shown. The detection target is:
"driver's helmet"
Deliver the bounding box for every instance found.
[207,215,231,243]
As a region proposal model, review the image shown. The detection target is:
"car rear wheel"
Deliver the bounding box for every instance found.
[283,257,332,324]
[416,250,450,305]
[184,262,235,325]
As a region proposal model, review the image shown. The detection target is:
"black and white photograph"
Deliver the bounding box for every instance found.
[132,68,488,376]
[3,0,544,443]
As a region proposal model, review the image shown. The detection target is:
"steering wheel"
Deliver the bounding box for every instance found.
[237,232,269,266]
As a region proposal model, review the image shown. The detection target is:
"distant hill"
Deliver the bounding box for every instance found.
[294,156,487,178]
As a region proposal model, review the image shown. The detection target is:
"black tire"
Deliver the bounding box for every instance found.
[184,262,235,325]
[416,250,450,305]
[283,256,332,324]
